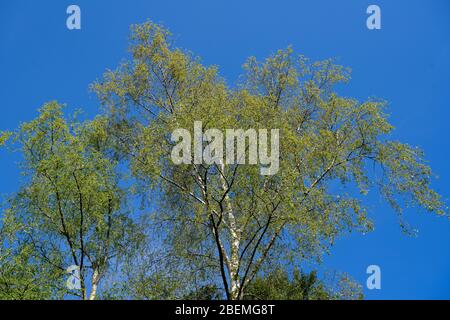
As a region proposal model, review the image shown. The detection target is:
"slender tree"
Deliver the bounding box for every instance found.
[0,102,144,299]
[92,21,447,299]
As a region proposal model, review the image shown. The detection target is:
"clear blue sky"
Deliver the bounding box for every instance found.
[1,0,449,299]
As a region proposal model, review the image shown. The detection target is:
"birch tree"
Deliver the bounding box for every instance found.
[0,102,144,300]
[89,21,447,300]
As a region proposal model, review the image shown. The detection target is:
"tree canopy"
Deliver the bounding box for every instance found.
[1,102,145,299]
[0,20,447,300]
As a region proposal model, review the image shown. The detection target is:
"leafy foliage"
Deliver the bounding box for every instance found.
[1,102,145,299]
[0,228,65,299]
[243,268,363,300]
[91,21,447,299]
[0,20,447,300]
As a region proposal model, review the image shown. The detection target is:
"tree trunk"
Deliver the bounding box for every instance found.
[219,164,241,300]
[89,268,100,300]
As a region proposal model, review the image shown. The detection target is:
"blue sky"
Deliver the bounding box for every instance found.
[1,0,449,299]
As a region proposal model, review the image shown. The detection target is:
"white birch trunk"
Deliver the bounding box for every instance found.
[219,164,241,300]
[89,268,100,300]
